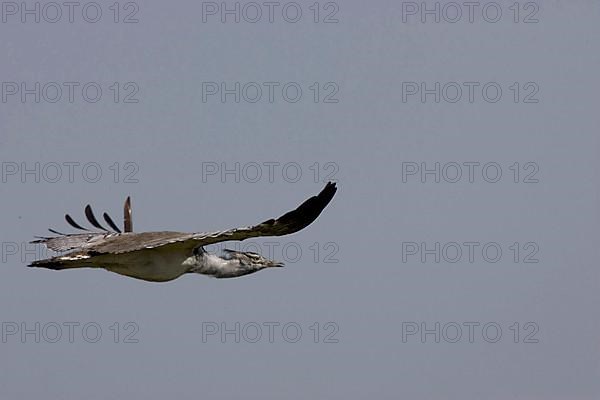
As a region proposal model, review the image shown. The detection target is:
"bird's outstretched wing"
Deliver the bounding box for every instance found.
[190,181,338,244]
[71,182,338,255]
[32,197,133,252]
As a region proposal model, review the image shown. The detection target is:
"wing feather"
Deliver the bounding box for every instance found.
[32,232,114,252]
[123,196,133,232]
[65,214,89,231]
[85,205,108,231]
[103,212,122,233]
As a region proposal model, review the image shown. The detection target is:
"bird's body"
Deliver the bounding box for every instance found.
[94,243,193,282]
[29,183,336,282]
[76,245,281,282]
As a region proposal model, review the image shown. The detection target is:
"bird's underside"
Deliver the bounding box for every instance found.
[29,182,337,282]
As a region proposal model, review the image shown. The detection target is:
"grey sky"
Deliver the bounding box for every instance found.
[1,1,599,399]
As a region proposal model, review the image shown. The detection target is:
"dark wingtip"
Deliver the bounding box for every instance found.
[65,214,89,231]
[85,205,108,231]
[103,212,122,233]
[321,181,337,203]
[275,181,337,233]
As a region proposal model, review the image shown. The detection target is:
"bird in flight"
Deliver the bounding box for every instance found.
[29,182,337,282]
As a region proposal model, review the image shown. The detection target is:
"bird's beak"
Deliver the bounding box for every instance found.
[269,261,285,268]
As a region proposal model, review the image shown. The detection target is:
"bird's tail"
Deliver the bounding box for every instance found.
[28,256,90,270]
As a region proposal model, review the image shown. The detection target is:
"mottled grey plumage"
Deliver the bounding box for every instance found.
[29,182,337,282]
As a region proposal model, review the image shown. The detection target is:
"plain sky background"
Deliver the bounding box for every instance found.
[1,1,599,399]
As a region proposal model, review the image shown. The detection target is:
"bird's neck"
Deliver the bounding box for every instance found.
[185,253,259,278]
